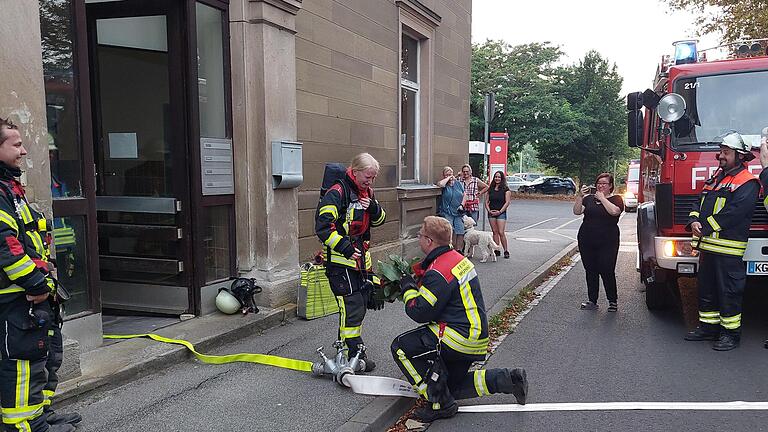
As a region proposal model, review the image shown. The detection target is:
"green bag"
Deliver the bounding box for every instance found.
[298,263,339,320]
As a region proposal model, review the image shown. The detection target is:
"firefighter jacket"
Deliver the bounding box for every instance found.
[315,171,386,271]
[402,245,489,360]
[688,165,759,257]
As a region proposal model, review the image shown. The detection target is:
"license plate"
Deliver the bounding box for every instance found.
[747,261,768,275]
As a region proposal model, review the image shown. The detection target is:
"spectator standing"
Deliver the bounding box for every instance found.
[573,173,624,312]
[485,171,511,259]
[437,166,466,252]
[459,164,488,224]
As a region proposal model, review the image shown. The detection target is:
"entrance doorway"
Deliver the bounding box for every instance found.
[87,1,192,314]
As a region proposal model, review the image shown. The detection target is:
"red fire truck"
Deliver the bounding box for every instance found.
[627,39,768,310]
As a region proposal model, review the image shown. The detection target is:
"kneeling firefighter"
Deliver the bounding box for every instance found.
[391,216,528,423]
[315,153,386,371]
[0,117,78,432]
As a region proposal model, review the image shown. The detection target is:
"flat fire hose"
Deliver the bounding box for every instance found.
[103,333,313,372]
[103,333,418,398]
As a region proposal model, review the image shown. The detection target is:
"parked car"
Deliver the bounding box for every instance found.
[507,175,528,192]
[512,172,546,182]
[623,160,640,212]
[519,176,576,195]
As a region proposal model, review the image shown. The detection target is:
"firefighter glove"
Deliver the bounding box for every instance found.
[399,273,418,294]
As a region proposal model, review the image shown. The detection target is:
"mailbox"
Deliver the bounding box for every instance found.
[272,141,303,189]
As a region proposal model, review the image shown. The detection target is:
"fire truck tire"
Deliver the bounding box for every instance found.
[645,279,675,310]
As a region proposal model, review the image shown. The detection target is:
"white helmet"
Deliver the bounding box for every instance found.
[718,131,755,160]
[215,288,241,314]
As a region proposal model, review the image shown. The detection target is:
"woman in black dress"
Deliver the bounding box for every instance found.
[573,173,624,312]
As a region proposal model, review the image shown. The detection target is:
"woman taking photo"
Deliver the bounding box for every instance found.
[485,170,512,259]
[573,172,624,312]
[437,166,466,251]
[459,164,489,223]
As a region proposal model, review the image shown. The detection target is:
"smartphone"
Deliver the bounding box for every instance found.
[588,186,596,194]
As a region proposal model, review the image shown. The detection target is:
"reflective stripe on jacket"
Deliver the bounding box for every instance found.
[314,174,385,270]
[403,246,489,359]
[688,165,759,257]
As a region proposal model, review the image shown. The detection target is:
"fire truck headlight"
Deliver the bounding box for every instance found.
[663,240,699,257]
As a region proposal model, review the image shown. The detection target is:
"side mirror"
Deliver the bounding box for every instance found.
[628,110,644,148]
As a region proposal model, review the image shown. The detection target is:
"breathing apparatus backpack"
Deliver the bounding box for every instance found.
[216,278,262,315]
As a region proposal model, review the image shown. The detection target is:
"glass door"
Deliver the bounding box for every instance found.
[87,1,191,314]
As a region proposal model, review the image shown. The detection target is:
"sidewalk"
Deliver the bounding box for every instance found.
[56,240,577,432]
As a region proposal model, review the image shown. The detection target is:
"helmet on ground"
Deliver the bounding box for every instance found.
[717,131,755,161]
[215,288,242,314]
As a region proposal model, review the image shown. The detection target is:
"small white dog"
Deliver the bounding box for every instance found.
[462,215,502,263]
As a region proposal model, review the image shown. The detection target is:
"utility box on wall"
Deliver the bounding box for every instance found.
[272,141,303,189]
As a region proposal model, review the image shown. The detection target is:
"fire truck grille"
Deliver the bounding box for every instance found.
[673,195,768,226]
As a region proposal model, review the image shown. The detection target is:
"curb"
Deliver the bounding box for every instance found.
[56,305,296,407]
[336,241,579,432]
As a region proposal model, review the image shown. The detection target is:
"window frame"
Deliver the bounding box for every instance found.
[399,30,421,183]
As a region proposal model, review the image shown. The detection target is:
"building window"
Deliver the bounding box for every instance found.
[196,2,227,139]
[400,33,420,182]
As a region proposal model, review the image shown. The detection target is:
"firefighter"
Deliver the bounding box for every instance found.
[759,127,768,350]
[0,117,75,432]
[315,153,386,371]
[391,216,527,423]
[685,132,760,351]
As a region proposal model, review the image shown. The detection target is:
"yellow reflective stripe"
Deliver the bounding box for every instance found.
[364,252,372,270]
[474,370,490,397]
[19,359,29,408]
[319,205,338,219]
[18,204,33,225]
[428,324,488,356]
[329,254,357,267]
[402,289,420,302]
[697,242,745,256]
[103,333,313,372]
[0,210,19,232]
[452,261,482,340]
[337,294,347,340]
[699,310,720,324]
[688,211,700,218]
[325,231,343,249]
[418,286,438,306]
[1,402,46,424]
[0,285,24,295]
[720,314,741,330]
[764,195,768,210]
[372,208,386,225]
[714,197,726,214]
[42,390,54,399]
[26,231,44,256]
[396,348,425,396]
[700,236,747,249]
[706,215,721,232]
[53,226,75,247]
[4,255,35,280]
[340,325,361,338]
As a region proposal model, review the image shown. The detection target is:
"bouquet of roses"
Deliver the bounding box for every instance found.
[375,254,421,303]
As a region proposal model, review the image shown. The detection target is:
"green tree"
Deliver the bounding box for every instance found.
[667,0,768,43]
[534,51,628,184]
[470,41,573,155]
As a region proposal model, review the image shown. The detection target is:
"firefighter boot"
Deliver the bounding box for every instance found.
[413,401,459,423]
[494,368,528,405]
[712,331,740,351]
[46,409,83,426]
[684,324,720,341]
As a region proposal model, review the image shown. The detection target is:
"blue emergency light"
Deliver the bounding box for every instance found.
[673,40,698,64]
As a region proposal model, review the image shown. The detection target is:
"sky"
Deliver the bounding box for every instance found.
[471,0,721,96]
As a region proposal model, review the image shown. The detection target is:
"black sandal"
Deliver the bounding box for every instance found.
[504,251,510,259]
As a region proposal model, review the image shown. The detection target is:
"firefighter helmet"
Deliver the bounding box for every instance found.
[718,131,755,161]
[215,288,242,315]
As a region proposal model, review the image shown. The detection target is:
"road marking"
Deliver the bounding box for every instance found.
[510,217,558,234]
[514,237,550,243]
[551,217,581,231]
[459,401,768,413]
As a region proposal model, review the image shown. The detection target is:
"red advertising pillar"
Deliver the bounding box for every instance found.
[488,132,508,180]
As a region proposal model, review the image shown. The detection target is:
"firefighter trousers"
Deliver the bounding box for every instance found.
[43,326,63,407]
[0,298,50,432]
[697,252,746,333]
[327,266,371,357]
[391,326,507,407]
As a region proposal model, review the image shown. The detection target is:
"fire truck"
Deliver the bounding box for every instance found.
[627,39,768,310]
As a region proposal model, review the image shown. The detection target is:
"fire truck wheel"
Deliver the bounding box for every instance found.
[645,280,674,310]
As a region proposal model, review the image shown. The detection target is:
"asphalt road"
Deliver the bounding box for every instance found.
[429,211,768,432]
[64,199,579,432]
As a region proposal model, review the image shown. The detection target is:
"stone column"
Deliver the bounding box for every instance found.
[230,0,302,307]
[0,0,52,210]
